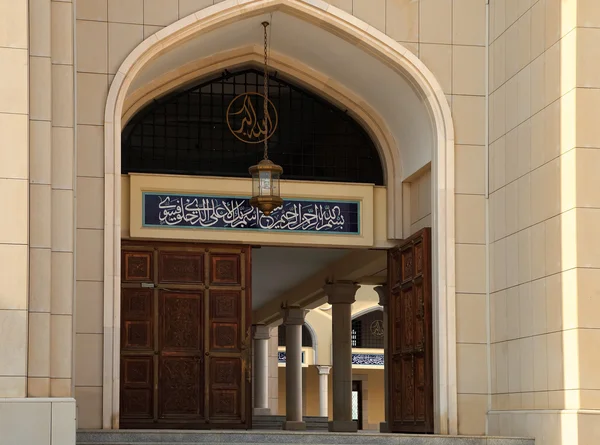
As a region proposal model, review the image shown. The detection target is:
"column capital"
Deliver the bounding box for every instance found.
[323,281,360,305]
[374,284,389,307]
[281,306,307,326]
[254,325,271,340]
[316,365,332,375]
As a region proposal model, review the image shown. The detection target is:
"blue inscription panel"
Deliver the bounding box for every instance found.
[142,193,360,234]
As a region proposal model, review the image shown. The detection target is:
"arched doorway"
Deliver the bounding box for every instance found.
[103,0,456,434]
[118,67,386,429]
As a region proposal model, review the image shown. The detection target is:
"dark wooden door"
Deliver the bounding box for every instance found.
[388,228,434,433]
[120,242,252,429]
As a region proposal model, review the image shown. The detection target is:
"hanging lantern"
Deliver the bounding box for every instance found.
[249,21,284,216]
[249,159,283,216]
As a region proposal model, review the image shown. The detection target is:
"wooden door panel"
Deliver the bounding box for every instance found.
[158,291,204,420]
[158,251,204,284]
[209,358,242,419]
[121,356,154,419]
[120,243,251,429]
[122,289,153,350]
[205,249,249,425]
[123,251,153,282]
[159,357,203,418]
[210,290,241,352]
[388,228,433,433]
[160,291,203,351]
[210,254,241,285]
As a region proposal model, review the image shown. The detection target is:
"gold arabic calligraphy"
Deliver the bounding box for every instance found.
[226,92,278,144]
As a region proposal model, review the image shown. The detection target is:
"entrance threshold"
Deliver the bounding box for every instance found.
[77,430,534,445]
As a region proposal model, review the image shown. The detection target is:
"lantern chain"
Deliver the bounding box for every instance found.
[262,21,269,160]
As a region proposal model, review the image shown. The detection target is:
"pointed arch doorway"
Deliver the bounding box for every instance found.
[104,0,456,434]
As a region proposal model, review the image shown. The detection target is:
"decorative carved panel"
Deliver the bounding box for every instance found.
[160,292,202,351]
[159,252,204,284]
[401,249,413,282]
[123,357,152,387]
[401,288,414,352]
[121,356,153,419]
[210,291,239,319]
[209,358,241,418]
[121,389,153,418]
[123,252,152,281]
[159,357,203,418]
[210,254,240,285]
[401,356,415,420]
[122,289,153,350]
[388,228,433,433]
[212,323,238,350]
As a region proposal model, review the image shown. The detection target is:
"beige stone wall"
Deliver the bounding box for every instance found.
[407,169,432,236]
[488,0,600,443]
[1,0,76,402]
[0,0,29,399]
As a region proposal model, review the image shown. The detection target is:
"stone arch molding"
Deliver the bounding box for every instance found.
[103,0,456,434]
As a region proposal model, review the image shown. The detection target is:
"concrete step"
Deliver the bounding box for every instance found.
[77,430,534,445]
[252,415,329,431]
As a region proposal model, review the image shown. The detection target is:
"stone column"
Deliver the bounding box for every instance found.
[323,281,360,432]
[316,365,331,418]
[268,327,279,414]
[282,306,306,431]
[253,325,271,416]
[375,284,389,433]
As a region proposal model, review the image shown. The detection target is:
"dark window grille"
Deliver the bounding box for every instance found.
[352,310,384,349]
[278,324,313,348]
[122,68,384,185]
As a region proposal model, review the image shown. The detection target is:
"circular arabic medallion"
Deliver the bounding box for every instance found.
[370,319,384,337]
[226,92,278,144]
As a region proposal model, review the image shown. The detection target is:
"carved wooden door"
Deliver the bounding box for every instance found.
[120,242,251,429]
[388,228,434,433]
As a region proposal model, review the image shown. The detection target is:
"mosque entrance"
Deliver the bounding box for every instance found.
[119,242,252,429]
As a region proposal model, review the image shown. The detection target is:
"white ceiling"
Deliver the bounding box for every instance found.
[251,246,348,309]
[130,10,434,179]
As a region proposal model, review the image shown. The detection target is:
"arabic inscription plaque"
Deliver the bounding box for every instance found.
[226,92,278,144]
[143,193,360,234]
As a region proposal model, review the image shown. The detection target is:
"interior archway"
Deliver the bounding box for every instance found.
[103,0,456,434]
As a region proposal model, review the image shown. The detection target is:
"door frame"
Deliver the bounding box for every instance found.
[118,240,253,429]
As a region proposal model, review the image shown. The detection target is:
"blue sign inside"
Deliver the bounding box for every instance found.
[142,192,360,234]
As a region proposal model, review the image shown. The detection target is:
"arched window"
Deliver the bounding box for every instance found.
[278,324,313,348]
[122,68,384,185]
[351,309,384,349]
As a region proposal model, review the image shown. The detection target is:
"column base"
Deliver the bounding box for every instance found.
[283,420,307,431]
[379,421,389,433]
[328,420,358,432]
[253,407,271,416]
[0,398,76,445]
